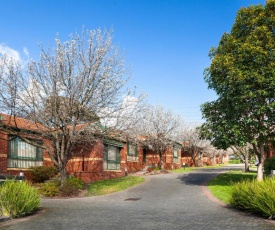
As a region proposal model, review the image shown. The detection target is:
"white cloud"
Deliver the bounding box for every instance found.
[0,43,21,62]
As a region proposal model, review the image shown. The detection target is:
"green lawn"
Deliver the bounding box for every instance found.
[207,170,257,204]
[86,176,145,196]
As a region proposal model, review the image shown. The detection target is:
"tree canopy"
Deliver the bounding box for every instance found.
[201,1,275,180]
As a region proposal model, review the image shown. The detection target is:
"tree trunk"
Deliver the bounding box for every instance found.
[159,151,164,170]
[60,166,67,184]
[191,151,197,167]
[254,143,265,181]
[244,153,250,172]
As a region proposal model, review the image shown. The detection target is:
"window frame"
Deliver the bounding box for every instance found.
[103,144,121,170]
[7,136,43,168]
[127,143,138,162]
[173,147,180,163]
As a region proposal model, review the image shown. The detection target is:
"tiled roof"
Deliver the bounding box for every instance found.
[0,113,47,132]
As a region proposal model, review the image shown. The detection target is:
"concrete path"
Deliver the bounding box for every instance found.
[1,165,275,230]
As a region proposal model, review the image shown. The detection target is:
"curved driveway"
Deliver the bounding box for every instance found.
[1,166,275,230]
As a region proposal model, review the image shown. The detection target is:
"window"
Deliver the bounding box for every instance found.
[173,147,179,163]
[8,137,43,168]
[103,145,120,170]
[127,143,138,162]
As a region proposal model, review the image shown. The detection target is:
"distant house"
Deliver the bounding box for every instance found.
[181,144,229,167]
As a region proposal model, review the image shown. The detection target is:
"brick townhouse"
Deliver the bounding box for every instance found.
[0,113,182,183]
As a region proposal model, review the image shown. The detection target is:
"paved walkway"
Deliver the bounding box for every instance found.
[1,166,275,230]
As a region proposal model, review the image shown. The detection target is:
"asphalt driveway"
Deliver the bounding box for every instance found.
[1,165,275,230]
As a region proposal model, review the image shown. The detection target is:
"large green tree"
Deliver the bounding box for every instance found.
[201,1,275,180]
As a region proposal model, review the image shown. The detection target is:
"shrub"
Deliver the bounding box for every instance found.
[264,156,275,175]
[230,178,275,219]
[0,180,40,218]
[59,177,84,197]
[28,166,57,183]
[39,182,60,197]
[67,177,84,189]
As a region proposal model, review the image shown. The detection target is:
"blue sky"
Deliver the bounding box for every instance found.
[0,0,266,123]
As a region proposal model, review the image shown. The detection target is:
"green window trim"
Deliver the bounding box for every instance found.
[103,139,125,148]
[173,147,179,157]
[173,147,180,163]
[127,143,138,162]
[127,143,138,156]
[8,136,44,168]
[8,156,43,161]
[103,144,121,170]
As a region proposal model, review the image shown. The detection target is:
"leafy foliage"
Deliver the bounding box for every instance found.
[66,177,84,189]
[39,182,60,197]
[264,156,275,175]
[59,177,84,197]
[207,170,256,204]
[230,178,275,219]
[28,166,57,183]
[0,180,40,217]
[201,1,275,180]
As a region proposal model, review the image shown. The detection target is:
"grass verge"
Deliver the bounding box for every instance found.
[207,170,256,204]
[86,176,145,196]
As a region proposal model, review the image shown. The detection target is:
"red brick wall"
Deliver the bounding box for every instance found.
[0,131,53,177]
[142,147,181,170]
[145,149,160,166]
[163,147,181,170]
[67,140,127,183]
[125,146,144,173]
[181,151,213,167]
[0,132,8,173]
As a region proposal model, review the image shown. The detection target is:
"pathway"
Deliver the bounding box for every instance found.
[1,165,274,230]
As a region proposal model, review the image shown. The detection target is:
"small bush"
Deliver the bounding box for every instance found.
[59,177,84,197]
[264,156,275,175]
[28,166,57,183]
[66,177,84,189]
[39,182,60,197]
[0,180,40,218]
[230,178,275,219]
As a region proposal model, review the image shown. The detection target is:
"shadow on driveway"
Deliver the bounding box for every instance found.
[177,165,245,187]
